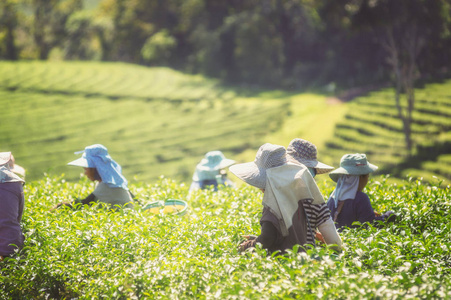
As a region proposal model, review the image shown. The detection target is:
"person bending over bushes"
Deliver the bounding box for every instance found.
[327,153,396,230]
[189,150,236,193]
[0,152,25,260]
[54,144,133,210]
[230,143,342,254]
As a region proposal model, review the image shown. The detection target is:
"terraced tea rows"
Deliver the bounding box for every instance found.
[0,61,292,183]
[0,61,226,101]
[322,82,451,184]
[1,61,450,185]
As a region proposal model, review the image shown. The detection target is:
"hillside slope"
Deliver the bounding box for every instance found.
[0,61,324,183]
[0,61,449,185]
[321,83,451,185]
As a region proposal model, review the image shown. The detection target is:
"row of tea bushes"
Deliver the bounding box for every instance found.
[0,175,449,298]
[323,80,451,185]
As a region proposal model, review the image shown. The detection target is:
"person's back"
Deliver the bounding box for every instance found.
[259,197,332,253]
[0,182,25,256]
[93,181,133,207]
[229,144,342,254]
[327,190,377,229]
[0,152,26,258]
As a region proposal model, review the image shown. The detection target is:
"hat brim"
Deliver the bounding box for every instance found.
[197,158,236,171]
[287,156,334,174]
[10,164,25,177]
[229,162,266,189]
[67,157,91,168]
[0,152,11,166]
[329,163,378,182]
[218,158,236,169]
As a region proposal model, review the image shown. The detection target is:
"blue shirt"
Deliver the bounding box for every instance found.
[327,191,380,230]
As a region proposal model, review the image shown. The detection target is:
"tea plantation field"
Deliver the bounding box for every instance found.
[0,175,450,299]
[0,61,344,184]
[321,83,451,185]
[0,60,450,185]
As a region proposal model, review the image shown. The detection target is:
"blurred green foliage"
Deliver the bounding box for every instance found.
[1,0,450,88]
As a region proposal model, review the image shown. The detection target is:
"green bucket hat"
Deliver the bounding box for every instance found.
[193,151,236,181]
[329,153,378,182]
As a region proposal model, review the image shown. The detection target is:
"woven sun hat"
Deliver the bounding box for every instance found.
[0,152,25,183]
[329,153,378,182]
[0,152,25,177]
[0,152,12,166]
[229,143,287,189]
[286,138,334,174]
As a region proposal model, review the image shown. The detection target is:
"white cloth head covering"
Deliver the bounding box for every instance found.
[0,165,25,183]
[263,163,325,236]
[67,144,128,190]
[329,174,360,208]
[0,152,25,183]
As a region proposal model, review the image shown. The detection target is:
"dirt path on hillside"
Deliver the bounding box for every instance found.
[326,83,389,104]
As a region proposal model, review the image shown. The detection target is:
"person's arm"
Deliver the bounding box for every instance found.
[53,193,98,210]
[317,218,342,251]
[255,222,278,249]
[239,221,278,252]
[74,193,98,206]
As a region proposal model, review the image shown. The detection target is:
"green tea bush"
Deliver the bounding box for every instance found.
[1,175,450,299]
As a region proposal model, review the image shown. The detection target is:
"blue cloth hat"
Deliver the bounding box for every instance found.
[193,151,236,181]
[67,144,128,190]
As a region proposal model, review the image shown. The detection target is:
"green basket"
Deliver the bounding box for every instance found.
[143,199,188,216]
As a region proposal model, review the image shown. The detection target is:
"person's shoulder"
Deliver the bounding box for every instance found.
[355,191,370,201]
[94,181,107,190]
[0,181,23,192]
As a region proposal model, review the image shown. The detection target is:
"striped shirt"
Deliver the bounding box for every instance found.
[302,199,331,245]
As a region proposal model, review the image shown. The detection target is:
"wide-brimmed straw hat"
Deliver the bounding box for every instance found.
[0,152,25,182]
[0,152,25,178]
[329,153,378,182]
[286,138,334,174]
[0,152,11,166]
[229,143,287,189]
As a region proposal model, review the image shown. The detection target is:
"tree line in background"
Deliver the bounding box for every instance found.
[1,0,450,90]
